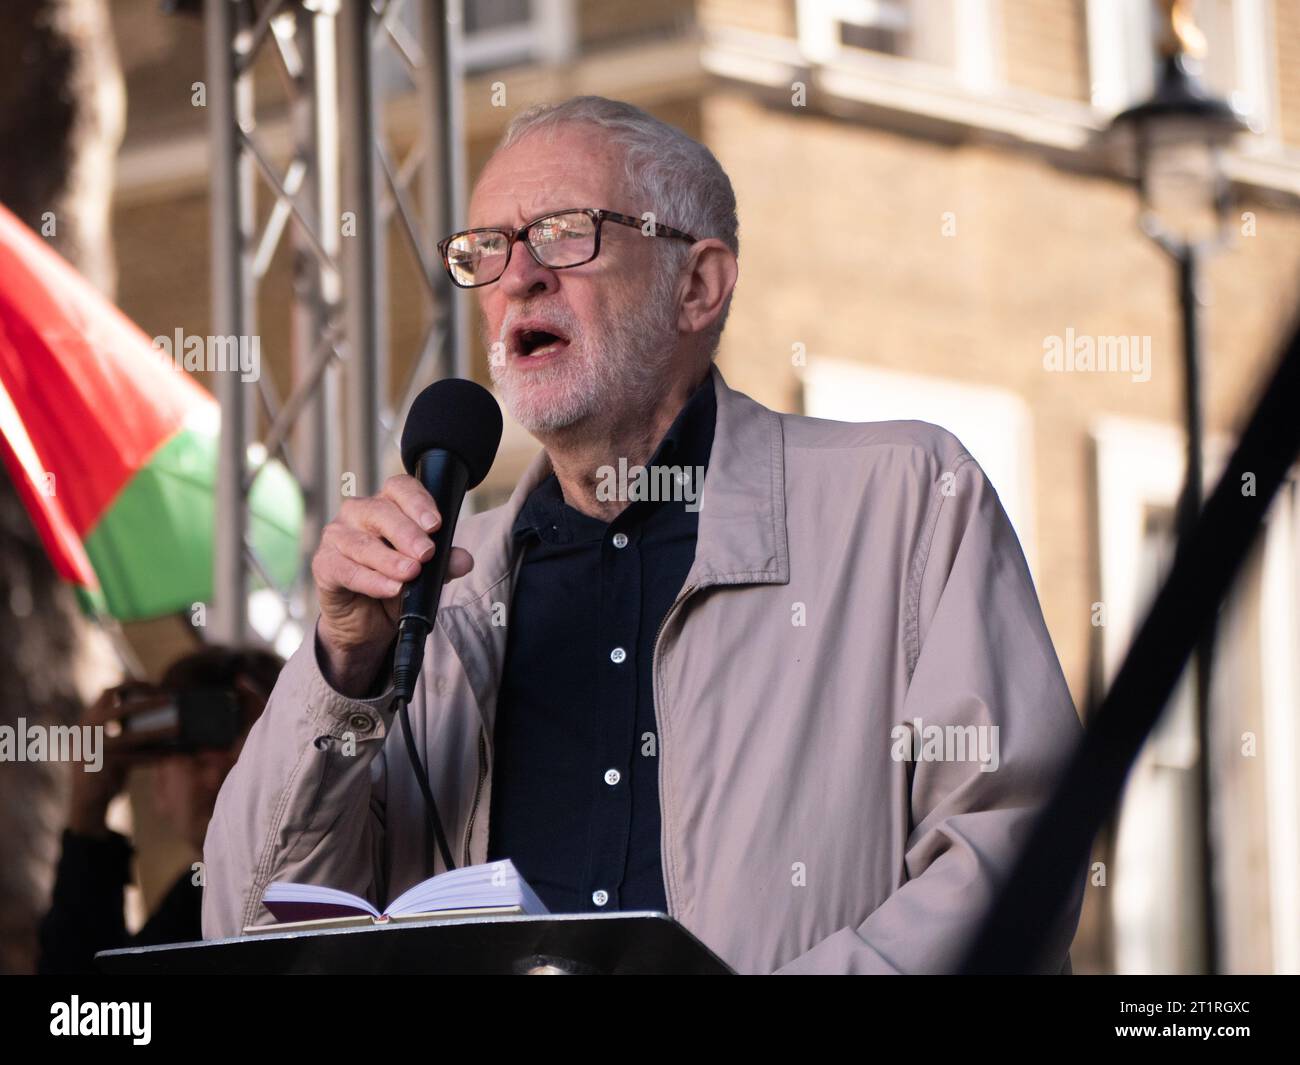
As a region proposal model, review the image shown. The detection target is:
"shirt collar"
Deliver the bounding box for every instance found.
[513,373,717,544]
[656,369,717,475]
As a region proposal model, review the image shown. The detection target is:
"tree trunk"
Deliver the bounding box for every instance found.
[0,0,124,974]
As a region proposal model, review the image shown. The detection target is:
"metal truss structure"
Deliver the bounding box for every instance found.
[202,0,468,645]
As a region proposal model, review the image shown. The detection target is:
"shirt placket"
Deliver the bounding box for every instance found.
[583,514,643,910]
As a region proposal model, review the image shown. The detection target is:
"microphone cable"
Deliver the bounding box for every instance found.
[397,695,457,872]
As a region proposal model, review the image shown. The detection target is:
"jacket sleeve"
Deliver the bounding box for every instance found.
[776,453,1085,974]
[200,621,399,939]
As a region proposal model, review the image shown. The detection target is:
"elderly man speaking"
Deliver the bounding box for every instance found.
[203,96,1084,974]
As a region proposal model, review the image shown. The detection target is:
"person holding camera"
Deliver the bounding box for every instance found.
[37,646,282,974]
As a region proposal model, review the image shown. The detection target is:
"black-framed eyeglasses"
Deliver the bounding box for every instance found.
[437,207,698,289]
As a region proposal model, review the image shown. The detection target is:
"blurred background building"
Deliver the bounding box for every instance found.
[1,0,1297,973]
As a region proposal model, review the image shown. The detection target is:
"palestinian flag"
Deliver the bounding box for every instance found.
[0,201,301,622]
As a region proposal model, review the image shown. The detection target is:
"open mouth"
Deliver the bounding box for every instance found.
[511,323,571,361]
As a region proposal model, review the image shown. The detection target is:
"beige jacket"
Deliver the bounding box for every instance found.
[202,366,1084,973]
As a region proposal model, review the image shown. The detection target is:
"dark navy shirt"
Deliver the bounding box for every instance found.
[486,374,716,914]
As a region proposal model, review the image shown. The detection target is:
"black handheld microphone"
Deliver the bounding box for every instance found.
[392,378,503,704]
[390,379,502,872]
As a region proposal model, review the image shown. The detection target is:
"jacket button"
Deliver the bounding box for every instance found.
[348,713,375,733]
[609,647,627,664]
[591,890,609,907]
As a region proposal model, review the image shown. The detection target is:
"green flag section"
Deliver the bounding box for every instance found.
[79,427,303,623]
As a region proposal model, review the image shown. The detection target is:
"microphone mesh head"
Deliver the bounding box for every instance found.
[400,378,504,489]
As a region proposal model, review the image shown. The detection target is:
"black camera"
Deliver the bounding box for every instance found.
[113,685,243,753]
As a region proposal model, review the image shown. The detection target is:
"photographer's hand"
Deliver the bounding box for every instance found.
[67,684,166,839]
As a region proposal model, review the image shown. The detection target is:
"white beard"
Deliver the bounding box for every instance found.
[488,270,680,436]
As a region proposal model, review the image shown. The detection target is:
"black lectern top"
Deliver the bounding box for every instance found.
[96,911,733,975]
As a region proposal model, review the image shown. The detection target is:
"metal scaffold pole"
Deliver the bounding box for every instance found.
[421,0,470,383]
[338,0,386,499]
[290,0,343,623]
[205,0,255,644]
[204,0,465,643]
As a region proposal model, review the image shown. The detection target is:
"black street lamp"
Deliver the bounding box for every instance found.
[1106,3,1251,976]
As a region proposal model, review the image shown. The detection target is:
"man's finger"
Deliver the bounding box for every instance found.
[381,473,442,533]
[330,524,425,584]
[316,551,404,601]
[341,496,434,563]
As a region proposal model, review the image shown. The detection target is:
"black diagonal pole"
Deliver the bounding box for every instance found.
[1174,241,1220,975]
[961,311,1300,973]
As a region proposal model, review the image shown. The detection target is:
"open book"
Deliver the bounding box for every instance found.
[246,859,549,933]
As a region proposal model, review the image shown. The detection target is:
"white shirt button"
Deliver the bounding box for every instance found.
[604,768,621,786]
[592,889,609,907]
[610,647,627,664]
[612,532,629,549]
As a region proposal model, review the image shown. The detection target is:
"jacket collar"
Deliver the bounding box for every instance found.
[444,364,789,610]
[688,365,789,589]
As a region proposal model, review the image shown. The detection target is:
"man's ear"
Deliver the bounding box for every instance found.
[676,239,738,338]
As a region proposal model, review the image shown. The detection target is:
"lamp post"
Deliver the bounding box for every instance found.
[1107,1,1251,975]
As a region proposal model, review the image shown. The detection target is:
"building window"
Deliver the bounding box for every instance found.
[834,0,912,56]
[372,0,573,95]
[459,0,575,72]
[795,0,1001,91]
[464,0,532,35]
[1093,415,1300,972]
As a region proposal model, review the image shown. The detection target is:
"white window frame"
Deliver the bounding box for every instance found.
[795,0,1003,93]
[1257,469,1300,971]
[1085,0,1159,116]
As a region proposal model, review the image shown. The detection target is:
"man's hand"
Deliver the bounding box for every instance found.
[311,474,474,696]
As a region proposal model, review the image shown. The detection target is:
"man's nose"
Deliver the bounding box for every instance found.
[498,239,558,300]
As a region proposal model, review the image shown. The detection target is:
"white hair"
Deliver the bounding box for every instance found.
[497,95,739,355]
